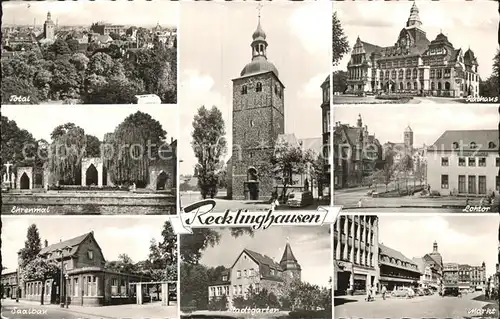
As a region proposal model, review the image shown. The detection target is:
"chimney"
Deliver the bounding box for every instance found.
[171,137,173,143]
[44,240,48,248]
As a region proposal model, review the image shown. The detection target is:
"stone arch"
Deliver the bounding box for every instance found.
[85,164,98,186]
[156,170,169,190]
[445,81,450,90]
[20,172,30,189]
[437,82,442,90]
[247,167,258,181]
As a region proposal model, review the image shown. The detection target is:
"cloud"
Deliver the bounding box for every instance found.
[289,2,331,55]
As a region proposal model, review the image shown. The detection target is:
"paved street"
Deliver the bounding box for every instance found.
[1,299,178,319]
[334,292,498,319]
[334,187,484,212]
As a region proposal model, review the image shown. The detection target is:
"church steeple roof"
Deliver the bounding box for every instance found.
[406,1,422,29]
[252,17,266,41]
[279,241,301,271]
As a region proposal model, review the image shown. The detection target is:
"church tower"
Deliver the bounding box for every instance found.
[406,2,422,29]
[404,125,413,151]
[280,241,301,281]
[43,12,55,41]
[230,11,285,200]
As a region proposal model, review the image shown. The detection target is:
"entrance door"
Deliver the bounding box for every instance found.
[156,171,168,190]
[247,182,259,200]
[20,173,30,189]
[85,164,98,186]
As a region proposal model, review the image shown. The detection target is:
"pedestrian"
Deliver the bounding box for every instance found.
[382,285,387,300]
[358,198,363,208]
[365,286,371,302]
[270,192,279,211]
[371,285,376,301]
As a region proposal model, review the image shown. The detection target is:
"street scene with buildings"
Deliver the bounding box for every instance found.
[0,217,178,319]
[1,1,178,105]
[333,105,499,212]
[178,2,331,212]
[332,1,499,104]
[333,214,499,318]
[1,105,177,214]
[180,225,331,318]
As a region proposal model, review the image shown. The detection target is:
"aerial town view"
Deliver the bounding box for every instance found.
[1,105,178,215]
[1,1,178,105]
[333,214,499,319]
[332,0,498,104]
[333,105,499,213]
[178,2,331,212]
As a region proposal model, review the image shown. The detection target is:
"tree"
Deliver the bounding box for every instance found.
[19,224,43,268]
[379,148,397,192]
[310,154,327,197]
[50,58,80,101]
[332,71,348,93]
[1,116,39,171]
[191,106,227,199]
[23,257,59,305]
[259,140,315,201]
[479,49,500,98]
[332,12,350,66]
[85,134,101,157]
[180,262,210,310]
[180,228,253,265]
[48,123,86,185]
[1,76,40,104]
[82,77,143,104]
[208,294,228,311]
[107,111,167,186]
[48,39,72,58]
[146,220,178,281]
[399,154,414,194]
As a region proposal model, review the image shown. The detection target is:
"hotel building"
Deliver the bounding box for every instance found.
[333,215,379,294]
[426,130,499,196]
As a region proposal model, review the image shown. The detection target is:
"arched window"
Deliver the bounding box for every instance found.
[470,142,477,149]
[445,82,450,90]
[256,82,262,92]
[407,82,411,89]
[431,82,435,90]
[488,141,496,149]
[413,82,418,90]
[453,142,459,149]
[437,82,442,90]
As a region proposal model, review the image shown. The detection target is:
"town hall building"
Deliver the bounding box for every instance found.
[345,2,480,98]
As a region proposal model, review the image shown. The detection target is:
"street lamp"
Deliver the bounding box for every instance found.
[56,246,71,308]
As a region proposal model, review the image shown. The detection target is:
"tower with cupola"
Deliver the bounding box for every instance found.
[43,12,55,41]
[229,11,285,200]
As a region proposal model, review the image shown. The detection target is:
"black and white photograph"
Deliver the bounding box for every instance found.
[332,0,499,104]
[333,105,499,213]
[333,214,499,319]
[178,2,332,213]
[0,216,178,319]
[1,1,178,105]
[179,226,332,318]
[1,105,177,215]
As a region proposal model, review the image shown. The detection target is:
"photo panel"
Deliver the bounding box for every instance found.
[178,1,332,213]
[179,225,332,318]
[1,0,178,105]
[1,216,178,319]
[332,104,499,213]
[332,0,498,105]
[1,104,178,215]
[333,213,500,319]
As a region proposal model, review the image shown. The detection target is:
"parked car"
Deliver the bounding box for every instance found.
[442,287,460,297]
[392,287,411,298]
[422,288,432,295]
[415,288,425,296]
[287,191,314,208]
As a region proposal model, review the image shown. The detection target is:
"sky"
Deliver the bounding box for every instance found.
[377,214,499,277]
[178,1,331,175]
[334,105,498,147]
[2,105,178,143]
[1,216,170,272]
[199,226,331,288]
[333,0,498,80]
[2,0,178,28]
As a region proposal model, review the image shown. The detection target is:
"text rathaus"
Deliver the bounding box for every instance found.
[345,2,479,98]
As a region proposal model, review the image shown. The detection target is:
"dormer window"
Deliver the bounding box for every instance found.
[256,82,262,92]
[452,142,459,149]
[222,275,228,281]
[488,141,496,149]
[88,250,94,260]
[470,142,477,149]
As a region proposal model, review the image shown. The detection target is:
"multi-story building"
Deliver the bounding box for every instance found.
[18,232,150,306]
[90,23,125,36]
[207,242,301,308]
[426,129,499,196]
[458,264,471,291]
[418,241,443,290]
[443,263,459,288]
[470,262,486,291]
[345,2,479,98]
[333,215,379,295]
[333,115,383,189]
[321,74,331,195]
[1,271,18,299]
[412,257,432,288]
[378,244,421,291]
